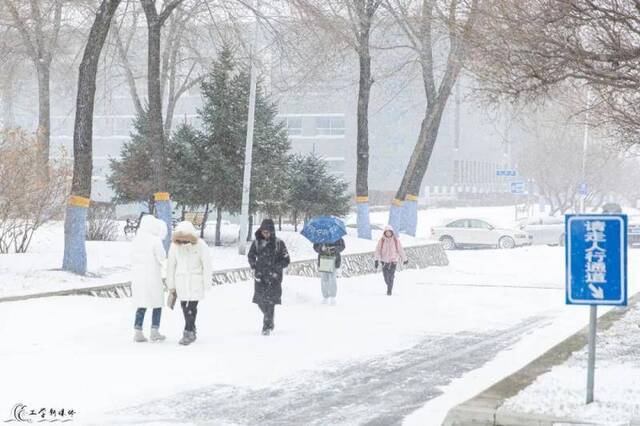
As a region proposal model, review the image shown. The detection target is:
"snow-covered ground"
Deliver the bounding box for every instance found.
[502,303,640,425]
[2,205,639,425]
[2,243,638,424]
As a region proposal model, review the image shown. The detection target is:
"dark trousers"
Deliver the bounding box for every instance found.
[134,307,162,330]
[382,262,397,294]
[258,303,275,331]
[181,301,199,332]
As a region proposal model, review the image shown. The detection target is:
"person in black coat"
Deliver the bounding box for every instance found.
[313,238,345,304]
[247,219,290,335]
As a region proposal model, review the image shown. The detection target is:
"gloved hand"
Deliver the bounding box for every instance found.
[374,260,379,269]
[403,260,409,266]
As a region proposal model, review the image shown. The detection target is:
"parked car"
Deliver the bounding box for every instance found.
[628,216,640,247]
[431,218,532,250]
[517,216,565,246]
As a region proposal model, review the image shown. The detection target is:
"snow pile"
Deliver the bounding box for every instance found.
[502,304,640,424]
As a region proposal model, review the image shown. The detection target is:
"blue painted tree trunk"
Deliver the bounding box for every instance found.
[356,199,372,239]
[402,196,419,236]
[154,192,172,252]
[388,199,404,234]
[62,200,89,275]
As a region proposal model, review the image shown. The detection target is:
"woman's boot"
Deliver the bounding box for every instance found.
[150,328,166,342]
[133,329,148,343]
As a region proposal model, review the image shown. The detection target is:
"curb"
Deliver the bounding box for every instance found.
[443,293,640,426]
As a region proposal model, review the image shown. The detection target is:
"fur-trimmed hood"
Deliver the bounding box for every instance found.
[255,218,276,240]
[172,221,198,244]
[137,215,167,240]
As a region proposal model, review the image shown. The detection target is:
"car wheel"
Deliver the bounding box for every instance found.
[558,233,565,247]
[499,236,516,249]
[440,236,456,250]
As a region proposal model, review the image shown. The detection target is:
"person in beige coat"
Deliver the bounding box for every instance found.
[166,221,212,345]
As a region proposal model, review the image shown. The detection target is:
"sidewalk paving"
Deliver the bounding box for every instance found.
[443,294,640,426]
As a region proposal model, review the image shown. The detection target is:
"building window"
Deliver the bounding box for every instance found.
[286,117,303,136]
[323,157,345,174]
[316,116,345,136]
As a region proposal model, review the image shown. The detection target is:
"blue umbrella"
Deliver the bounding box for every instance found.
[301,216,347,244]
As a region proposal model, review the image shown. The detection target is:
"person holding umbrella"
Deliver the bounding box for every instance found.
[302,216,347,305]
[248,219,291,336]
[313,238,345,304]
[374,225,408,296]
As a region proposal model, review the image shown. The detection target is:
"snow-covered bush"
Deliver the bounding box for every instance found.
[0,129,70,253]
[86,202,118,241]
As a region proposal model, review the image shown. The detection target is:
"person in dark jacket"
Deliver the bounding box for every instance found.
[247,219,290,335]
[313,238,345,304]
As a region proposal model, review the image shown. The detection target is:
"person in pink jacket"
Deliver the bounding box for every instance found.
[374,225,408,295]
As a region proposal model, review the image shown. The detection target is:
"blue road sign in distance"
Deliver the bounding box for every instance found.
[496,170,517,177]
[510,181,525,194]
[566,214,627,306]
[579,183,588,196]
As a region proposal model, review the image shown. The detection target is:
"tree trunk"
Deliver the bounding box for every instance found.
[355,27,373,240]
[1,64,16,128]
[200,203,209,238]
[141,0,183,251]
[62,0,122,275]
[35,61,51,166]
[389,71,458,236]
[146,23,166,193]
[278,215,282,231]
[247,214,253,242]
[215,205,222,247]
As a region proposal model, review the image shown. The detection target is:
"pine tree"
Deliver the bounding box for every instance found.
[288,154,351,230]
[107,110,154,207]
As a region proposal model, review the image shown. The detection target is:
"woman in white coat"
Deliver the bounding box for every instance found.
[167,221,212,345]
[131,215,168,343]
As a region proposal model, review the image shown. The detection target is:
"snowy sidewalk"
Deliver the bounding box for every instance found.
[0,246,612,425]
[501,300,640,425]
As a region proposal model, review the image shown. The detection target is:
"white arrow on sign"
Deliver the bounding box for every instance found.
[588,284,604,299]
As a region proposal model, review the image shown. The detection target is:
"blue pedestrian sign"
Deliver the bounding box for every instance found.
[510,181,526,194]
[566,214,627,306]
[579,183,588,196]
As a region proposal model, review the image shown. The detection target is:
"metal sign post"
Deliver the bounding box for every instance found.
[511,181,526,221]
[565,214,627,404]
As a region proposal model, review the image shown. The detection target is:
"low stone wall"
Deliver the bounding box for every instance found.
[0,243,448,302]
[212,243,448,284]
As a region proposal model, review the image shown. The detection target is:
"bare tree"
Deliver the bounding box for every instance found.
[515,102,640,215]
[469,0,640,147]
[62,0,122,274]
[0,129,70,254]
[0,25,24,129]
[3,0,65,165]
[112,0,207,137]
[291,0,383,239]
[384,0,479,235]
[140,0,185,249]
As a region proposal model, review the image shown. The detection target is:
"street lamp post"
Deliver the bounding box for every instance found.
[580,90,591,214]
[238,0,260,255]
